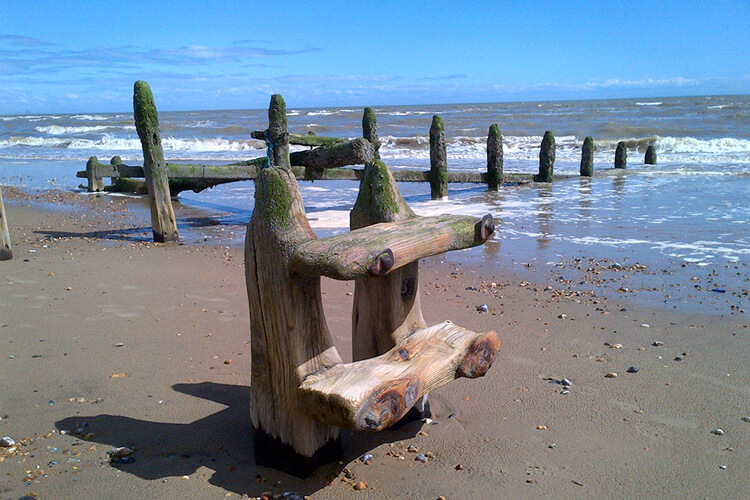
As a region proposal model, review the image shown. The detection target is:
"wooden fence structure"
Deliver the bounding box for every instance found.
[77,84,658,243]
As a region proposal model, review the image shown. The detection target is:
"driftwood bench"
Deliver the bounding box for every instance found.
[245,95,500,477]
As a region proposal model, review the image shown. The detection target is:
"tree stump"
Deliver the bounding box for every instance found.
[580,136,594,177]
[429,115,448,199]
[536,131,555,182]
[486,124,503,190]
[0,186,12,261]
[615,141,627,169]
[133,81,179,243]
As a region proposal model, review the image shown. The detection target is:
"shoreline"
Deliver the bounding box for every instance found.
[1,187,749,499]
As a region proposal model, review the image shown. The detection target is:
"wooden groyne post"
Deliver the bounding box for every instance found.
[0,186,12,261]
[362,107,380,160]
[85,157,105,192]
[580,136,594,177]
[536,131,555,182]
[429,115,448,199]
[615,141,627,169]
[645,144,657,164]
[486,124,503,190]
[133,81,179,243]
[245,95,500,477]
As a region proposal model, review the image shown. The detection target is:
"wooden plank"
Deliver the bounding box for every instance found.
[290,213,494,280]
[297,321,500,431]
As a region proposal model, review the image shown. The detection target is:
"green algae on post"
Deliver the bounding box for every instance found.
[362,107,380,159]
[581,136,595,177]
[429,115,448,199]
[645,144,657,165]
[615,141,627,169]
[486,124,503,190]
[536,131,555,182]
[133,81,179,243]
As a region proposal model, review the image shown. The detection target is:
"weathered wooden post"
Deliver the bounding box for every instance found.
[615,141,627,169]
[645,144,657,165]
[133,81,179,243]
[0,186,12,261]
[486,124,503,190]
[86,156,105,192]
[362,107,380,160]
[580,136,595,177]
[536,131,555,182]
[245,94,343,476]
[429,115,448,199]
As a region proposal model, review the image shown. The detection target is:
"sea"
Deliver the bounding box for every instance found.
[1,95,749,314]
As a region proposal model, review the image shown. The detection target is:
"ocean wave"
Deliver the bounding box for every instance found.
[0,134,266,152]
[656,136,750,154]
[35,125,135,135]
[636,102,662,106]
[71,114,109,121]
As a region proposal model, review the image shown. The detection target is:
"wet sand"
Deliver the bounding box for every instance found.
[1,189,749,499]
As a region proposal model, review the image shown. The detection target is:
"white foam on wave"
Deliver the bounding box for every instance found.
[35,125,134,135]
[0,134,266,152]
[71,114,109,121]
[504,230,750,262]
[636,102,662,106]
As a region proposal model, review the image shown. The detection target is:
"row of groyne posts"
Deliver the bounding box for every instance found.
[69,84,653,244]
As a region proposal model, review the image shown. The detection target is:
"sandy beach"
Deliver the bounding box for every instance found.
[1,187,749,499]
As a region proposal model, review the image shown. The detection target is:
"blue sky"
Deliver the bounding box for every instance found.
[1,0,749,113]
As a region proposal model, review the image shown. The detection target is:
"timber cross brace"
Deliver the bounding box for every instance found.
[245,95,501,477]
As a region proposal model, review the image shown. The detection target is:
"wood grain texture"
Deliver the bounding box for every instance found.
[297,321,500,431]
[290,213,494,280]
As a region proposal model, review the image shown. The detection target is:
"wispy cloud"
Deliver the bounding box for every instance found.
[526,77,699,93]
[418,74,467,81]
[0,33,55,47]
[0,35,322,77]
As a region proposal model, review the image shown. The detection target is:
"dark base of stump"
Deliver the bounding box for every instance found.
[0,248,12,261]
[252,427,342,478]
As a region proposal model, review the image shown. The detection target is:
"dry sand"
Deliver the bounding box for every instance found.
[1,188,749,499]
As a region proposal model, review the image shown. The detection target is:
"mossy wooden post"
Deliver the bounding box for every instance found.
[86,156,105,192]
[362,107,380,159]
[245,94,343,477]
[645,144,657,165]
[0,186,12,261]
[350,160,425,355]
[615,141,627,169]
[133,81,179,243]
[580,136,595,177]
[429,115,448,199]
[349,158,431,420]
[486,124,503,190]
[536,131,555,182]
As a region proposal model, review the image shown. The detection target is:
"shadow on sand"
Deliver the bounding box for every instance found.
[56,381,420,497]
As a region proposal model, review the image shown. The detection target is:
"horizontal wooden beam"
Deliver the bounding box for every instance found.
[251,131,346,147]
[297,321,500,431]
[290,138,374,170]
[290,213,494,280]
